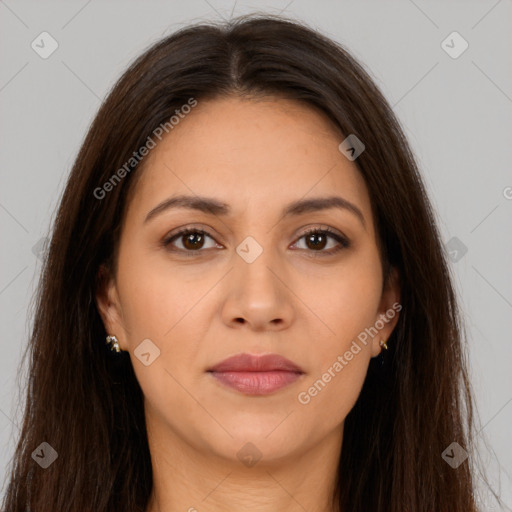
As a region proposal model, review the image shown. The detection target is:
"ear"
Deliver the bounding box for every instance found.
[371,267,401,358]
[95,263,127,349]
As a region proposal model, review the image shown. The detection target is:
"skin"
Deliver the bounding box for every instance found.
[96,95,400,512]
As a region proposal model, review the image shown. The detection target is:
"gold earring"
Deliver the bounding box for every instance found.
[379,339,388,351]
[106,335,121,353]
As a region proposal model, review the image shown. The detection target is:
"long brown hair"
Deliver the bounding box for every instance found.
[2,14,484,511]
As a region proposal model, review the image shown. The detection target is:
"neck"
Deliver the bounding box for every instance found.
[145,419,343,512]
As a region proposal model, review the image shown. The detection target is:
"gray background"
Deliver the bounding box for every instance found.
[1,0,511,509]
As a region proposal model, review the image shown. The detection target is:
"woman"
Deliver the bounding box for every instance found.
[2,14,483,512]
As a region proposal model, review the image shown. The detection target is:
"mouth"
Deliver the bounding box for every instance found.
[206,353,305,396]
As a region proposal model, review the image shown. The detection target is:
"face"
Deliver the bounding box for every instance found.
[97,95,400,466]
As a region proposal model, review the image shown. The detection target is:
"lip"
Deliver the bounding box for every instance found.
[207,353,305,395]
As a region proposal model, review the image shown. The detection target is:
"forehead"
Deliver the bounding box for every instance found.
[127,96,373,225]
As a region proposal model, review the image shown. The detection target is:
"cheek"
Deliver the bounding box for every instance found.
[295,351,369,436]
[295,250,382,417]
[310,248,383,349]
[295,301,376,431]
[115,245,201,341]
[115,246,216,402]
[115,250,207,415]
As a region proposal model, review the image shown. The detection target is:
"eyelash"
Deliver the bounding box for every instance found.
[162,226,350,257]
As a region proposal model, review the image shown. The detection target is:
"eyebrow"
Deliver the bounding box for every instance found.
[144,194,366,228]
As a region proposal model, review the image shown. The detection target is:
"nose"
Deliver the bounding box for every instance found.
[220,244,295,332]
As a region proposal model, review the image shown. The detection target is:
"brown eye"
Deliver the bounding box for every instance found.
[163,228,219,253]
[305,231,328,250]
[293,227,350,256]
[182,231,205,250]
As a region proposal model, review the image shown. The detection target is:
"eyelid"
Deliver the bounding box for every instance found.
[162,224,351,254]
[292,225,351,253]
[295,224,347,241]
[163,223,222,242]
[162,226,222,252]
